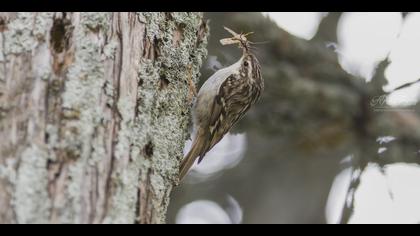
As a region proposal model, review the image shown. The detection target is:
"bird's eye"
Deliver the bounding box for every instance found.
[244,61,249,66]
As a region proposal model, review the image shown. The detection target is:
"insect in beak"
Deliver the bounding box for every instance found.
[219,26,253,46]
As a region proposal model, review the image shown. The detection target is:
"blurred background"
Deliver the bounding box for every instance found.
[168,12,420,224]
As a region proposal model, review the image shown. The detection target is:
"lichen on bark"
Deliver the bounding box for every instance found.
[0,12,208,224]
[0,12,55,224]
[14,145,51,223]
[105,12,208,224]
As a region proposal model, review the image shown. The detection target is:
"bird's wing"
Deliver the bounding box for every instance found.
[197,74,251,163]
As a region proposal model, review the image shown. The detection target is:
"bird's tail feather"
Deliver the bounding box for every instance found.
[179,130,208,180]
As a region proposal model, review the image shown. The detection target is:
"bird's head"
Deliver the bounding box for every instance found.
[220,26,253,53]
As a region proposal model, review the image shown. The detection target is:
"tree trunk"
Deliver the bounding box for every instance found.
[0,12,208,224]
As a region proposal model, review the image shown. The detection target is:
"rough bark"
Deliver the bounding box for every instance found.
[0,12,208,224]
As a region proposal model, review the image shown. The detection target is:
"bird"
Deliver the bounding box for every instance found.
[179,27,264,180]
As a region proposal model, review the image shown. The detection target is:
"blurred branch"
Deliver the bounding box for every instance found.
[339,166,361,224]
[188,12,420,224]
[205,12,420,163]
[385,78,420,95]
[339,141,376,224]
[369,59,390,96]
[312,12,342,43]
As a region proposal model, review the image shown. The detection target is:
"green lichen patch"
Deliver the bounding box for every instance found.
[14,145,51,224]
[32,42,53,81]
[103,162,141,224]
[0,158,17,185]
[138,13,207,156]
[83,13,111,33]
[105,12,208,223]
[62,13,112,153]
[102,40,118,60]
[57,12,112,222]
[131,12,208,222]
[4,12,53,55]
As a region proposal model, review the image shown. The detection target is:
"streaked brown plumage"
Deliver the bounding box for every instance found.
[179,27,263,180]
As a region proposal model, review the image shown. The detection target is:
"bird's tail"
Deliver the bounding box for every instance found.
[179,129,208,180]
